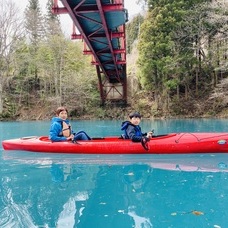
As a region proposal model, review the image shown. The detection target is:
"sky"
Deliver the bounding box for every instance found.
[14,0,142,36]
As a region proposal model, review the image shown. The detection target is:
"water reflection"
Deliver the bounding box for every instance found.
[0,174,37,227]
[1,150,228,228]
[51,164,83,183]
[2,151,228,173]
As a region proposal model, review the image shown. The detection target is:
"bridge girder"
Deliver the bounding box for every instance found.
[52,0,128,105]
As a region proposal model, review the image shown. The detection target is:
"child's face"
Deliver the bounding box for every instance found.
[58,110,68,120]
[130,116,141,125]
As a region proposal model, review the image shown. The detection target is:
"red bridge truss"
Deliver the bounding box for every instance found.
[52,0,128,105]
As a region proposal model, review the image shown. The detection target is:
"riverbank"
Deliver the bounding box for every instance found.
[2,98,228,121]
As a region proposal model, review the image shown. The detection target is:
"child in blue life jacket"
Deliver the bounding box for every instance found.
[49,106,91,142]
[121,111,153,142]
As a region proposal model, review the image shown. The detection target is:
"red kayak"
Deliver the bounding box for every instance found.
[2,132,228,154]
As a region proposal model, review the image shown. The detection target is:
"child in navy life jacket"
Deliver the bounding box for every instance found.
[49,107,91,142]
[121,111,153,142]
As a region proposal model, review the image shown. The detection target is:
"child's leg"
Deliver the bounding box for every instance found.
[74,131,91,140]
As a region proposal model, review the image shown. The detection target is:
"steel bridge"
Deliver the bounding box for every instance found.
[52,0,128,105]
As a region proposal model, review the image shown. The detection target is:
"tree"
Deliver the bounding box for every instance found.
[0,0,24,114]
[35,35,98,109]
[24,0,45,44]
[126,14,144,53]
[24,0,45,89]
[45,0,62,37]
[172,1,228,96]
[137,0,222,113]
[138,1,183,108]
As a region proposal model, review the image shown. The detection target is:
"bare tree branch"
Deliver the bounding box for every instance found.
[0,0,25,113]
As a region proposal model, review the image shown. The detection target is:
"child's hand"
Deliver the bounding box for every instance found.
[147,131,153,138]
[67,134,74,141]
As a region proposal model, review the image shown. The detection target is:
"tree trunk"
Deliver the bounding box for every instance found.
[185,84,188,100]
[176,84,179,101]
[0,78,3,114]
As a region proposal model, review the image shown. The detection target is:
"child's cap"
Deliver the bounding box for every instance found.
[129,111,141,119]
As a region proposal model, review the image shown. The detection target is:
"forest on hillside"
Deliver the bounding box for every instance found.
[126,0,228,117]
[0,0,228,120]
[0,0,100,120]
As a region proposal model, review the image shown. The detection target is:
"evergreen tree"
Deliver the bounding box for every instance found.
[24,0,45,90]
[137,0,214,112]
[45,0,62,37]
[24,0,45,44]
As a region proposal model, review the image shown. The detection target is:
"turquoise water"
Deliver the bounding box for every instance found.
[0,119,228,228]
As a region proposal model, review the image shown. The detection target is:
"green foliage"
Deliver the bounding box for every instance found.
[137,0,228,115]
[126,14,144,53]
[164,78,179,90]
[3,3,99,118]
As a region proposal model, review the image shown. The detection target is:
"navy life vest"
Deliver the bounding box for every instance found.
[121,121,142,139]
